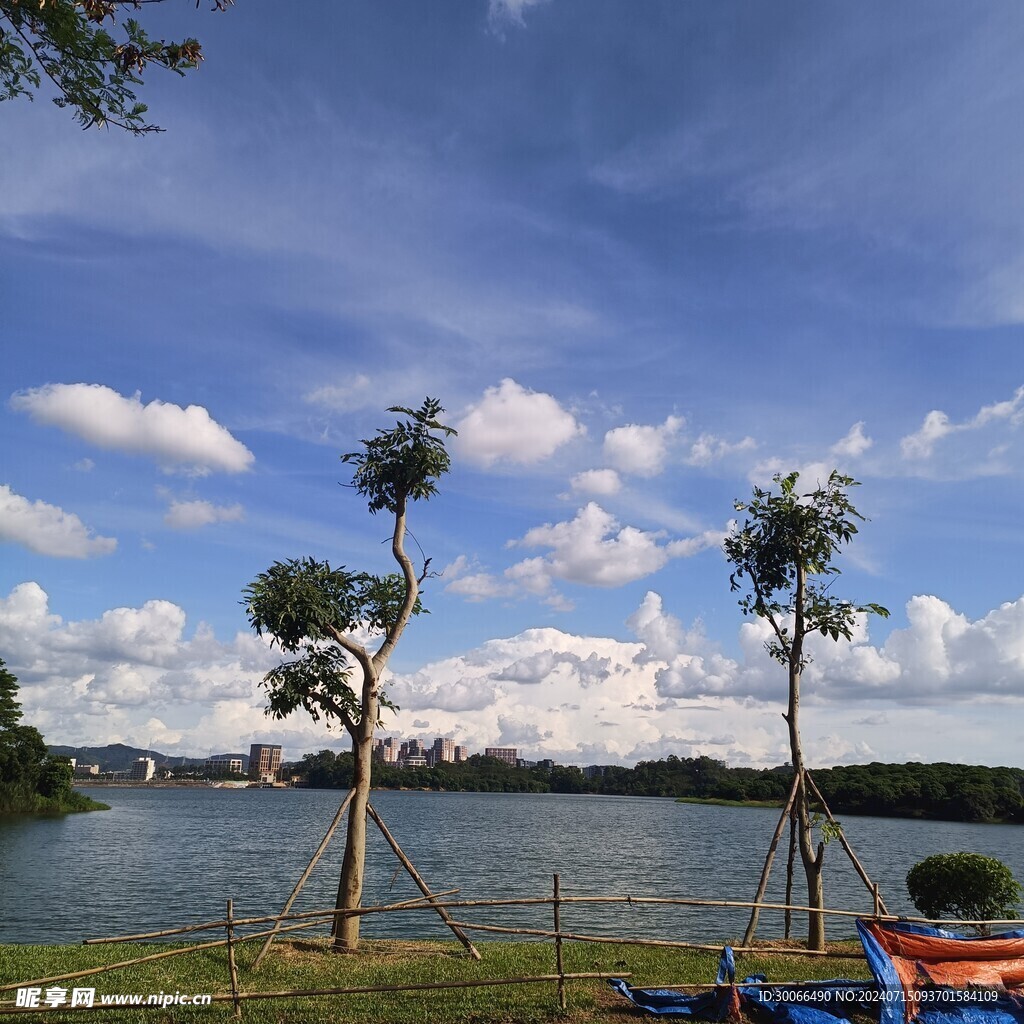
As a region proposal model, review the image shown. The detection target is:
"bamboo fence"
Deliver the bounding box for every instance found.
[1,878,1017,1019]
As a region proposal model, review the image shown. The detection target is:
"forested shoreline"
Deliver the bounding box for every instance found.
[297,750,1024,824]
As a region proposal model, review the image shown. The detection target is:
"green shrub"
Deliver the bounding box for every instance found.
[907,852,1021,929]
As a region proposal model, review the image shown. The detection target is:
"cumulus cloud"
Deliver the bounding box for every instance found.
[830,422,873,459]
[4,582,1024,768]
[455,379,584,467]
[509,503,725,589]
[0,485,116,558]
[629,589,1024,706]
[603,414,684,477]
[0,582,279,750]
[491,650,613,688]
[10,383,254,475]
[900,386,1024,460]
[164,500,246,530]
[569,468,622,495]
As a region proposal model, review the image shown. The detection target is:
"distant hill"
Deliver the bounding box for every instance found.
[47,743,250,772]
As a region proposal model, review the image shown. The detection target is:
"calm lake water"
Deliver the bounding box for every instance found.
[1,788,1022,945]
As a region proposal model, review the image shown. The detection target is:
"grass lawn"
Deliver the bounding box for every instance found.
[0,936,872,1023]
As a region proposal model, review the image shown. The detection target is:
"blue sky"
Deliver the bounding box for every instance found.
[2,0,1024,768]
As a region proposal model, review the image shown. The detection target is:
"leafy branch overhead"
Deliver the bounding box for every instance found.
[724,470,889,668]
[0,0,231,133]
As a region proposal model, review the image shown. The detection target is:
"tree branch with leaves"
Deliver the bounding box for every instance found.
[0,0,231,133]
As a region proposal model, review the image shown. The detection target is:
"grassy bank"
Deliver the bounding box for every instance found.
[0,938,871,1023]
[0,791,109,815]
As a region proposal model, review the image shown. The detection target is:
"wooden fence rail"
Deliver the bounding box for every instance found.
[2,881,1016,1019]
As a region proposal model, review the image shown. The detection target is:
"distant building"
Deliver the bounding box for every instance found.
[73,764,100,777]
[454,745,468,763]
[206,756,243,775]
[485,747,517,765]
[583,765,610,780]
[536,759,555,771]
[402,754,428,768]
[516,758,536,769]
[373,738,400,764]
[129,757,155,781]
[249,744,282,783]
[432,737,455,763]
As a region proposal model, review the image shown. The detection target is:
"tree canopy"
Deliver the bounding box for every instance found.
[0,0,230,133]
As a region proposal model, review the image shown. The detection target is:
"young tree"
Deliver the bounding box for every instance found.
[0,0,231,133]
[724,471,888,950]
[244,398,455,952]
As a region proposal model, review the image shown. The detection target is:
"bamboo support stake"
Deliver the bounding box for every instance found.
[873,883,881,919]
[367,802,481,960]
[804,773,890,916]
[253,788,356,969]
[226,900,242,1020]
[743,771,800,945]
[784,806,796,939]
[553,874,566,1011]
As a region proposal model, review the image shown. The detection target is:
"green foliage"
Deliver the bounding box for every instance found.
[36,754,73,798]
[0,0,230,133]
[341,397,456,515]
[725,470,889,666]
[244,399,453,736]
[906,852,1021,925]
[0,658,105,814]
[244,559,416,652]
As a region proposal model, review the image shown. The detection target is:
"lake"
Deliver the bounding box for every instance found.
[2,788,1021,945]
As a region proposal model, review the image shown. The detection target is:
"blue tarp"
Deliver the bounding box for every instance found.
[609,921,1024,1023]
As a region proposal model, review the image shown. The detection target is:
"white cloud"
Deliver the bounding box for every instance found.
[455,379,584,467]
[509,503,723,590]
[603,414,684,477]
[5,582,1024,768]
[491,650,613,688]
[901,386,1024,460]
[0,485,116,558]
[630,589,1024,707]
[830,422,873,459]
[0,582,282,753]
[164,500,245,530]
[686,433,757,467]
[10,383,254,475]
[569,468,622,495]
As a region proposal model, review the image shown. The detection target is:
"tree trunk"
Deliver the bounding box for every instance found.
[332,727,374,951]
[788,561,826,951]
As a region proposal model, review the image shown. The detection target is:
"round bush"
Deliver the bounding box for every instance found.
[907,852,1021,926]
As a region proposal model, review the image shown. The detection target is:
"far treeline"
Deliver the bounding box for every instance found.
[297,750,1024,825]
